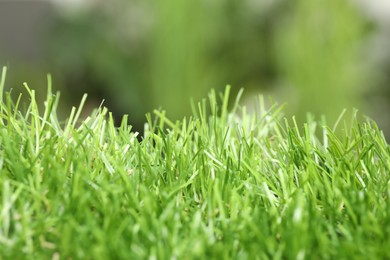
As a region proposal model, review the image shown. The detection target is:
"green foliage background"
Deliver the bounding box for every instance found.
[1,0,380,132]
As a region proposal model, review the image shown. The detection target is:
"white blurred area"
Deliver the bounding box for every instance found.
[49,0,98,14]
[353,0,390,136]
[356,0,390,25]
[355,0,390,62]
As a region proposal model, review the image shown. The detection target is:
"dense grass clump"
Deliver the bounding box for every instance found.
[1,67,390,259]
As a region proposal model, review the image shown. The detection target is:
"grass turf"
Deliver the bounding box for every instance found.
[1,67,390,259]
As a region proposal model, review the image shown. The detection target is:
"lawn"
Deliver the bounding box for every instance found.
[1,67,390,259]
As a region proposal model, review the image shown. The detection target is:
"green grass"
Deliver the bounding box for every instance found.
[1,66,390,259]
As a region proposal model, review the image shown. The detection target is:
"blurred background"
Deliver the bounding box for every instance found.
[1,0,390,136]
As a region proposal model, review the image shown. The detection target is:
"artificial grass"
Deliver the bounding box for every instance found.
[1,67,390,259]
